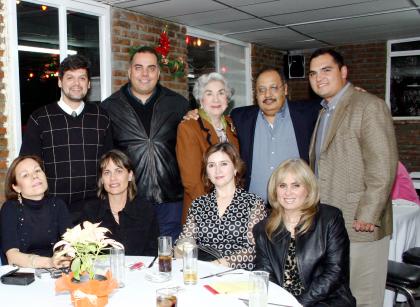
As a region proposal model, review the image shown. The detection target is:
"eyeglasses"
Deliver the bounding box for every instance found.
[257,84,285,96]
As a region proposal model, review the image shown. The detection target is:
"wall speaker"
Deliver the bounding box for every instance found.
[287,55,305,79]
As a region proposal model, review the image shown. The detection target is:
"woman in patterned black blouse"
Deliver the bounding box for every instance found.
[176,143,267,270]
[253,159,355,306]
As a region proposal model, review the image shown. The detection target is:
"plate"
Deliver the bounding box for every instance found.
[144,268,171,283]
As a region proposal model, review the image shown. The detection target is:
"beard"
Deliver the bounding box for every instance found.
[62,88,87,103]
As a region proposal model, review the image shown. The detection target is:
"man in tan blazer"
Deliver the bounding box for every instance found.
[308,49,398,307]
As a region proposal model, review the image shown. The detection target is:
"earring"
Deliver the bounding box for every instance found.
[17,192,22,205]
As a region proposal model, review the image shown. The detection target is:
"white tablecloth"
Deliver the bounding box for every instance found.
[0,256,302,307]
[384,202,420,307]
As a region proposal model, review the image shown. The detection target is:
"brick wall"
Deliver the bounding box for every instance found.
[0,1,7,204]
[394,120,420,172]
[111,8,188,98]
[286,42,419,172]
[287,42,387,101]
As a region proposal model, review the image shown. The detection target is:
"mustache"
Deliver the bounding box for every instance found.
[263,97,276,103]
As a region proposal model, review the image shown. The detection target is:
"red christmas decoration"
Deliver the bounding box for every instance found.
[155,26,170,58]
[129,25,185,79]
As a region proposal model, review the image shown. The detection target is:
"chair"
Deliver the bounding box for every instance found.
[403,247,420,266]
[386,260,420,307]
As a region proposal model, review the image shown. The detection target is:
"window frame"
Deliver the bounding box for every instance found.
[6,0,112,157]
[186,27,252,108]
[386,36,420,120]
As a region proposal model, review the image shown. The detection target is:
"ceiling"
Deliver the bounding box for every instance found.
[93,0,420,51]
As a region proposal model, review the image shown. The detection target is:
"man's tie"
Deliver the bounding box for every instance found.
[71,111,77,118]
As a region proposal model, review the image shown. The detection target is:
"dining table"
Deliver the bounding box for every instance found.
[0,256,302,307]
[383,200,420,307]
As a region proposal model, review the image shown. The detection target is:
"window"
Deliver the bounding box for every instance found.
[387,37,420,118]
[187,28,251,112]
[7,0,111,156]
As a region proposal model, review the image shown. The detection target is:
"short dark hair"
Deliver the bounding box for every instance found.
[97,149,137,202]
[256,67,287,84]
[309,48,344,69]
[129,46,160,64]
[202,143,245,192]
[59,54,91,80]
[5,155,45,201]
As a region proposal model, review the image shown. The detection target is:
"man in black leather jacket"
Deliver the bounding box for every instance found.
[101,46,189,241]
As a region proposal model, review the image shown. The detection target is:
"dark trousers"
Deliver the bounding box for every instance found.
[153,201,183,242]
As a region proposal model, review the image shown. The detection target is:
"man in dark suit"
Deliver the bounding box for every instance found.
[230,68,320,200]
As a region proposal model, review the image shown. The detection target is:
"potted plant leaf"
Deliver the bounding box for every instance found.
[54,221,123,307]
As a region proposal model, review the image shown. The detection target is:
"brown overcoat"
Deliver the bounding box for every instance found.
[176,116,239,223]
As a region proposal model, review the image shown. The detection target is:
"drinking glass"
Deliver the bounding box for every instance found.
[156,287,177,307]
[158,236,172,276]
[110,246,125,288]
[182,242,198,285]
[249,271,269,307]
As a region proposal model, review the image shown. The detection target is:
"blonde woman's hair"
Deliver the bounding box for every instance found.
[266,159,319,240]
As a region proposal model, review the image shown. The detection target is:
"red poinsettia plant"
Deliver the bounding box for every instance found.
[129,25,185,79]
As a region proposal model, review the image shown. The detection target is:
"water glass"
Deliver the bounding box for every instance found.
[249,271,269,307]
[158,236,172,275]
[156,287,178,307]
[110,246,126,288]
[182,242,198,285]
[94,253,110,277]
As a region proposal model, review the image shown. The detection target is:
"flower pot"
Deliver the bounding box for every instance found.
[56,271,117,307]
[72,274,107,283]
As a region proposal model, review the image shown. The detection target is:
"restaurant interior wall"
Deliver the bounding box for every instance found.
[0,4,418,202]
[287,42,419,172]
[110,7,188,98]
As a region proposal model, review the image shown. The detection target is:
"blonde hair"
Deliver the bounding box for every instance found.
[266,159,319,240]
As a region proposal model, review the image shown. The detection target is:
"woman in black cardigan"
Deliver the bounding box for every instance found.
[82,149,158,256]
[253,159,355,306]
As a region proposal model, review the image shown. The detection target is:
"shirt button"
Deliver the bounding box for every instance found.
[271,137,275,141]
[270,166,274,170]
[271,152,274,154]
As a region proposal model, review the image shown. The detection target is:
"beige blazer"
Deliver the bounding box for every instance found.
[309,84,398,242]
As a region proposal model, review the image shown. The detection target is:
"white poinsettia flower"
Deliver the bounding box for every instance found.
[62,224,83,244]
[103,238,124,249]
[81,221,109,242]
[55,221,123,281]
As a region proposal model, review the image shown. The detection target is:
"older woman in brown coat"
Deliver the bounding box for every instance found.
[176,72,239,223]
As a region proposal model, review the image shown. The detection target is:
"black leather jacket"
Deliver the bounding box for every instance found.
[101,83,189,204]
[253,204,356,307]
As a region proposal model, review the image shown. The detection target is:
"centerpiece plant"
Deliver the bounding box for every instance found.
[54,221,123,281]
